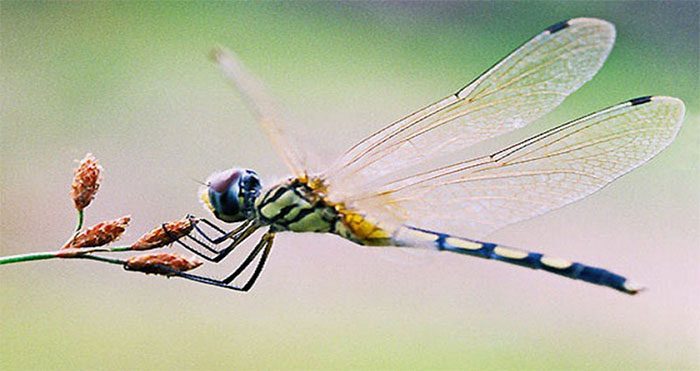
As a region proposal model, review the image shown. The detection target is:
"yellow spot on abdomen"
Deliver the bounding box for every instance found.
[341,210,390,246]
[540,256,573,269]
[494,246,529,259]
[445,237,482,250]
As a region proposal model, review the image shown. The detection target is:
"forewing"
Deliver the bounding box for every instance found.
[212,47,307,177]
[352,97,685,238]
[324,18,615,200]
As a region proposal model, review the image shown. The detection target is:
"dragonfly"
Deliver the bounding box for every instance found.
[163,18,685,294]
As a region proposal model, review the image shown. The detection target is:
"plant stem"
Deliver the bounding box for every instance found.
[0,246,133,265]
[0,252,58,265]
[75,210,84,232]
[62,210,86,248]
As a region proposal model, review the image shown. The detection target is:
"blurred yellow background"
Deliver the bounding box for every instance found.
[1,2,698,369]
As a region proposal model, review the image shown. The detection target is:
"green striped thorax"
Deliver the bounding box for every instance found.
[200,168,262,223]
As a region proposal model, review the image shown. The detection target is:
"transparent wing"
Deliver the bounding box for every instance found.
[212,47,307,177]
[350,97,685,238]
[324,18,615,200]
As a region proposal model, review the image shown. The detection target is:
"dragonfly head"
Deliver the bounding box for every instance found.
[199,168,262,223]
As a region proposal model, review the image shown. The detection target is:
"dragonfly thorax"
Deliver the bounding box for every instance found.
[200,168,262,223]
[254,178,338,233]
[254,177,393,246]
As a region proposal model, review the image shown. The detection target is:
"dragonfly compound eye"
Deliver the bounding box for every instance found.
[202,168,260,223]
[239,170,262,202]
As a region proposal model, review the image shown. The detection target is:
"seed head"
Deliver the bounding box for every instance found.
[70,153,102,211]
[125,253,203,275]
[131,217,197,251]
[63,216,131,249]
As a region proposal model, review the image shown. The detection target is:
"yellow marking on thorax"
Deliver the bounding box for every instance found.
[296,175,327,196]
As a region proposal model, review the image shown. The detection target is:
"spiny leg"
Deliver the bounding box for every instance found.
[164,219,260,263]
[171,232,275,291]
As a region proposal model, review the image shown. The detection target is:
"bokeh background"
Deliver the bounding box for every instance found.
[1,2,698,370]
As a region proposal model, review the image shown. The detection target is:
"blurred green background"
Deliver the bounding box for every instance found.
[1,2,698,370]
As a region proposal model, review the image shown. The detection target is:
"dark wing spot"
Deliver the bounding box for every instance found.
[545,20,570,34]
[629,96,652,106]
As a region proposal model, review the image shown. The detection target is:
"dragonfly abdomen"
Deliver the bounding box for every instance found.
[396,226,643,295]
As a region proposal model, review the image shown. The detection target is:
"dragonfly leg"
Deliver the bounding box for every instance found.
[191,217,253,245]
[168,232,274,291]
[164,218,260,263]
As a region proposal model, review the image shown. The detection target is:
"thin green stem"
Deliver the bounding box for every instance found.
[0,252,59,265]
[63,210,86,248]
[75,210,84,233]
[0,245,133,266]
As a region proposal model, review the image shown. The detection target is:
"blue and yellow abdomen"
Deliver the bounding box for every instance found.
[394,226,643,294]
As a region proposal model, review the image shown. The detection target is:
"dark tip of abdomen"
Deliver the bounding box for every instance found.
[546,20,570,34]
[629,96,653,106]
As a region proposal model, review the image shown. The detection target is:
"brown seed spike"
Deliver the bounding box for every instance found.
[125,253,203,276]
[70,153,102,211]
[131,217,197,251]
[63,216,131,249]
